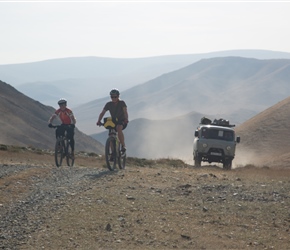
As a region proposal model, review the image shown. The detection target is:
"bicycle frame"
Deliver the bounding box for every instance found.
[109,129,120,156]
[51,125,74,167]
[101,123,126,171]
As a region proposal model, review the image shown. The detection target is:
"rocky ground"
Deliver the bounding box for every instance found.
[0,146,290,249]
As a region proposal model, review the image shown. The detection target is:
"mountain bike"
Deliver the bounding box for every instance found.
[99,119,126,171]
[50,125,75,167]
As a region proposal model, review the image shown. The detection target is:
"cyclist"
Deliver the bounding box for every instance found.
[48,98,77,158]
[96,88,129,154]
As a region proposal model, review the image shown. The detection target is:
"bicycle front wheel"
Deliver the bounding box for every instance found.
[117,143,126,170]
[66,140,74,167]
[105,137,116,171]
[55,138,64,167]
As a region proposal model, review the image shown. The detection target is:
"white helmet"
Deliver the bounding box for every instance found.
[58,98,67,105]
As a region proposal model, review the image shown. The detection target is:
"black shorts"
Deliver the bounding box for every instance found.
[116,120,127,130]
[56,124,75,140]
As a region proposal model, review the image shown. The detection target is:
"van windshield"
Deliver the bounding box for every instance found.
[201,128,234,141]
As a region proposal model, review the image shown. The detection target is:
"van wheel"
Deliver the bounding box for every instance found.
[194,155,202,167]
[223,160,232,170]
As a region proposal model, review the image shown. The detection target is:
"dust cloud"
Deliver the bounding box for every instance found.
[125,118,195,164]
[233,148,259,168]
[124,117,252,168]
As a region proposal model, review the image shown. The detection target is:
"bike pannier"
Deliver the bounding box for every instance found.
[104,117,116,129]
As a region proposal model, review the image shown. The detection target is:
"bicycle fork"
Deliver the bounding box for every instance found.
[109,137,119,156]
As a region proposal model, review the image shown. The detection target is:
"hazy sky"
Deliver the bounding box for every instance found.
[1,1,289,65]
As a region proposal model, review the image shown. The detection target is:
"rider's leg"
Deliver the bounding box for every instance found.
[116,124,125,148]
[67,127,75,152]
[56,127,65,139]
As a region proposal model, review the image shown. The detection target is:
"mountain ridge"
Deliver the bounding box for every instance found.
[75,56,290,134]
[2,49,290,107]
[0,80,104,153]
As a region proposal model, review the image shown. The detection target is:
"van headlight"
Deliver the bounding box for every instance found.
[226,146,231,151]
[203,143,208,148]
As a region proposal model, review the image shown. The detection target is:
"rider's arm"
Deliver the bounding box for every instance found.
[97,109,106,123]
[48,114,57,124]
[71,114,77,124]
[123,107,128,122]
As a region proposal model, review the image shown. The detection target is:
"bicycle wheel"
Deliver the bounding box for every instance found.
[66,140,75,167]
[117,143,126,170]
[55,138,64,167]
[105,137,116,171]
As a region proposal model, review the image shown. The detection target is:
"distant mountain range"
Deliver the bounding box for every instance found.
[77,56,290,134]
[1,50,290,168]
[0,80,104,154]
[1,49,290,107]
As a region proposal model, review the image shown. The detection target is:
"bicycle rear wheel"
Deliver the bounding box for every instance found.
[66,140,74,167]
[105,137,116,171]
[117,143,126,170]
[55,138,64,167]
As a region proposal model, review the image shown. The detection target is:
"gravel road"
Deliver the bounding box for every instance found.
[1,159,290,250]
[0,163,107,249]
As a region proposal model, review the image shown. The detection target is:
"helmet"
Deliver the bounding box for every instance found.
[110,88,120,96]
[58,98,67,105]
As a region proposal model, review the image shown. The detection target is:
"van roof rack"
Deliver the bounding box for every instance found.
[200,117,235,127]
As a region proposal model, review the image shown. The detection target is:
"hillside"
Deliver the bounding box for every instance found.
[235,96,290,168]
[75,57,290,134]
[0,80,104,153]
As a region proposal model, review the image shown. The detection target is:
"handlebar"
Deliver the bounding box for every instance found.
[49,124,75,129]
[97,121,128,127]
[49,125,60,129]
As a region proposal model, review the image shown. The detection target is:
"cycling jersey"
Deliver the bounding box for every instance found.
[55,108,75,125]
[104,100,127,121]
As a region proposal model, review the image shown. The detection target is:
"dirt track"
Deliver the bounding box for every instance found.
[0,148,290,249]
